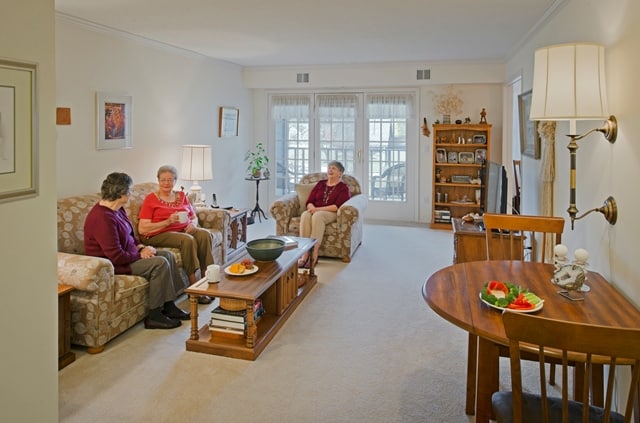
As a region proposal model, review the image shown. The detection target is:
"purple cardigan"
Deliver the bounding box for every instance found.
[84,203,141,274]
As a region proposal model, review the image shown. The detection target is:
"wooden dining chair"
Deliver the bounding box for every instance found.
[492,311,640,423]
[483,213,565,263]
[464,213,566,414]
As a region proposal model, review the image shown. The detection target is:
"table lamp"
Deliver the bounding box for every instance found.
[181,144,212,207]
[530,43,618,229]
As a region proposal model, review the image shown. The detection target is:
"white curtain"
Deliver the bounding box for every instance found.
[316,94,358,119]
[270,95,310,120]
[367,93,415,119]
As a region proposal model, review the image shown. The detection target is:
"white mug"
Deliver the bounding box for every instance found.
[177,211,189,223]
[205,264,220,283]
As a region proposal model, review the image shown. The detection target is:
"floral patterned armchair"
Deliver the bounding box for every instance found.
[270,173,367,262]
[56,182,229,353]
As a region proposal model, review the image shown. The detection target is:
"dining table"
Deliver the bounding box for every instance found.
[422,260,640,423]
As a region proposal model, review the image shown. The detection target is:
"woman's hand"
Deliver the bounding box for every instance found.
[184,222,197,234]
[307,204,317,214]
[139,245,156,258]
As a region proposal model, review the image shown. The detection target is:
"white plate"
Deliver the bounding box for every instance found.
[478,293,544,313]
[224,264,259,276]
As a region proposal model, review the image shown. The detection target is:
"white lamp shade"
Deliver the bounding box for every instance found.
[530,43,609,121]
[181,145,212,181]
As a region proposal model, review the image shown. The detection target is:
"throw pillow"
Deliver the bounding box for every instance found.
[295,183,317,208]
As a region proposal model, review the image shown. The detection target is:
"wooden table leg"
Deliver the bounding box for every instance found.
[466,333,478,415]
[189,294,199,340]
[476,337,500,423]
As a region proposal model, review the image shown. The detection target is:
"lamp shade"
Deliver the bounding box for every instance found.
[180,145,212,181]
[530,43,609,121]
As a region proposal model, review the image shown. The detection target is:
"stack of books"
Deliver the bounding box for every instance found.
[209,299,264,336]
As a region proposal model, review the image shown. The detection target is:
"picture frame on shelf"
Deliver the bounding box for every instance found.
[0,59,38,204]
[473,134,487,144]
[518,89,541,159]
[475,148,487,164]
[447,151,458,163]
[219,106,239,138]
[458,151,475,164]
[436,148,447,163]
[96,92,132,150]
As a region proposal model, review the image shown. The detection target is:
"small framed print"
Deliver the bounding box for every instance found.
[475,148,487,164]
[458,151,475,164]
[473,134,487,144]
[96,92,132,150]
[219,106,239,138]
[447,151,458,163]
[436,148,447,163]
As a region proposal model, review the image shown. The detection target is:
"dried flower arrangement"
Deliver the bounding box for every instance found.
[431,85,464,117]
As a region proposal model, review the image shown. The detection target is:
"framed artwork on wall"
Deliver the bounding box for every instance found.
[96,92,132,150]
[518,89,541,159]
[219,106,239,138]
[0,58,38,203]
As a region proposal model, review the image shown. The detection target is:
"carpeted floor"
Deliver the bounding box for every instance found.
[58,221,511,422]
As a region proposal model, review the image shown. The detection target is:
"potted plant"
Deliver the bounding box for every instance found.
[245,142,270,178]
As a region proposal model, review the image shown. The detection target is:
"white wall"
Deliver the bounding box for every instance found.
[56,16,254,208]
[506,0,640,304]
[0,0,58,421]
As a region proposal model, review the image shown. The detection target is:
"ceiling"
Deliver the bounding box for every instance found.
[55,0,565,68]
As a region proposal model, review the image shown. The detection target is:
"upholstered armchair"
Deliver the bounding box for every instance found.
[270,173,367,262]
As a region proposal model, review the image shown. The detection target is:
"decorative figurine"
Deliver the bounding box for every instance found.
[421,117,431,137]
[464,116,471,124]
[479,108,488,124]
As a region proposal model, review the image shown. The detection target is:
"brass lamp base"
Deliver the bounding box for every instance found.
[571,196,617,228]
[599,116,618,143]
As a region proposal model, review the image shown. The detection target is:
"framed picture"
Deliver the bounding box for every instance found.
[475,148,487,164]
[473,134,487,144]
[436,148,447,163]
[518,89,541,159]
[96,92,132,150]
[458,151,475,164]
[0,59,38,203]
[447,151,458,163]
[219,106,239,138]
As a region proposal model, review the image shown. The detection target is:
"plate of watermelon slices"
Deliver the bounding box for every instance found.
[479,280,544,313]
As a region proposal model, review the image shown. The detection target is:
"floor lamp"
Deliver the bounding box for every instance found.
[181,144,212,207]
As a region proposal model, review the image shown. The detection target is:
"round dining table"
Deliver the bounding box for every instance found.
[422,260,640,423]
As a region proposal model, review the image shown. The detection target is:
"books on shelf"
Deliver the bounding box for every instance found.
[209,299,265,333]
[267,235,298,249]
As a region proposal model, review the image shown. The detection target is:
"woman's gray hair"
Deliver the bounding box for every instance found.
[100,172,132,201]
[157,165,178,180]
[328,160,345,173]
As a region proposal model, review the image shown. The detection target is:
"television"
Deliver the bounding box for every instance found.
[482,161,508,215]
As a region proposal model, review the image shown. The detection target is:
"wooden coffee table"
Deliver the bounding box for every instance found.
[185,237,317,360]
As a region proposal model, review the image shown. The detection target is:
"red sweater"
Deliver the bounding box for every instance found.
[138,191,196,237]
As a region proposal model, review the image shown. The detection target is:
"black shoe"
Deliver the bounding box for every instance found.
[163,302,191,320]
[144,314,181,329]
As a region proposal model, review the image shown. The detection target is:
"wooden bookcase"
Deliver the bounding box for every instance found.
[431,124,491,230]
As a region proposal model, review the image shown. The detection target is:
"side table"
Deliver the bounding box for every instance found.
[225,208,249,263]
[58,284,76,370]
[245,176,269,223]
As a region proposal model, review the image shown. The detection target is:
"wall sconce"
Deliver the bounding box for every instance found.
[180,144,212,207]
[530,43,618,230]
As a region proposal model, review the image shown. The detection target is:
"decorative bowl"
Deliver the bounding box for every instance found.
[246,238,285,262]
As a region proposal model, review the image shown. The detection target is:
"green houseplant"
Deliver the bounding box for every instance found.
[245,142,270,178]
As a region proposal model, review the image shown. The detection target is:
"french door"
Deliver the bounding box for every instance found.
[269,91,417,222]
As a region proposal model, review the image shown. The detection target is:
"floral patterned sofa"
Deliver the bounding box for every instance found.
[270,173,367,262]
[57,182,229,353]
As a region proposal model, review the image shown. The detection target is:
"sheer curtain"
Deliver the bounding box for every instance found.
[271,95,310,121]
[366,93,414,119]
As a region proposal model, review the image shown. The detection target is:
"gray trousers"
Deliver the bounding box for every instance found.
[129,250,177,310]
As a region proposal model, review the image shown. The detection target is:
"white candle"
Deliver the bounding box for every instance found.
[554,244,568,258]
[574,248,589,263]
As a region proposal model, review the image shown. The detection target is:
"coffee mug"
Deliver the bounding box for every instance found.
[177,211,188,223]
[205,264,220,283]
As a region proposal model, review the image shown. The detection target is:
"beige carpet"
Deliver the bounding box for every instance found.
[58,222,496,422]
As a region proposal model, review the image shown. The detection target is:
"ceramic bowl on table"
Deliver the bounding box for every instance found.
[246,238,285,261]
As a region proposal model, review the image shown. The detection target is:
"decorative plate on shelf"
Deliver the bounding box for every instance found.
[224,264,259,276]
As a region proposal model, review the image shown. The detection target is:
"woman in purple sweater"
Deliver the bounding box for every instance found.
[84,172,189,329]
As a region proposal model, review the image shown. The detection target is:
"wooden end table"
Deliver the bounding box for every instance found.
[58,284,76,370]
[185,237,317,360]
[225,208,249,264]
